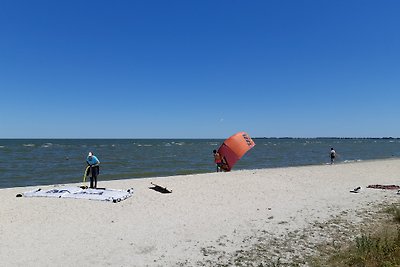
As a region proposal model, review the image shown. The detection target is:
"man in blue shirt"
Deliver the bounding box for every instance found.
[86,152,100,188]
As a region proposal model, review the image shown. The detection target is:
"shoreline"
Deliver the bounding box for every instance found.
[2,138,400,190]
[1,159,400,266]
[2,156,399,191]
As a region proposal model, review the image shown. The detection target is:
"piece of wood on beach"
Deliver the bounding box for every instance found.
[367,184,400,190]
[350,186,361,193]
[150,182,172,194]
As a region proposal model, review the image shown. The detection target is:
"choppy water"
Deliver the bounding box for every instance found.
[0,138,399,189]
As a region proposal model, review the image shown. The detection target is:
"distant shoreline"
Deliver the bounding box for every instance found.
[253,136,400,140]
[0,136,399,140]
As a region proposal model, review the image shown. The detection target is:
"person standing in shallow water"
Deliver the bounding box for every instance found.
[86,152,100,188]
[330,148,336,164]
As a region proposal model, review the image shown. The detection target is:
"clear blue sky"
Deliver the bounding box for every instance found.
[1,0,399,138]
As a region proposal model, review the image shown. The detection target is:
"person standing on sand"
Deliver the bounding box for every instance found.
[213,150,225,172]
[86,152,100,188]
[330,148,336,164]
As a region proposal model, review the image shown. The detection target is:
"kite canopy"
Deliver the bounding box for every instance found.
[217,132,255,171]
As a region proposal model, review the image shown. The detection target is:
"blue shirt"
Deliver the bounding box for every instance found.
[86,155,100,166]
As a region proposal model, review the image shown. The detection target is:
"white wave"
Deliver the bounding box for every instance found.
[137,144,153,147]
[23,144,35,147]
[343,159,363,163]
[41,143,53,148]
[174,142,185,146]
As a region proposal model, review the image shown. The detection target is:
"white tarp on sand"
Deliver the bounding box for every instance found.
[23,186,133,203]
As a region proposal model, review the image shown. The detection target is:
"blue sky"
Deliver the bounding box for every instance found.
[1,0,399,138]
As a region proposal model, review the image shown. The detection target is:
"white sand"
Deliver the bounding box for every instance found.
[1,159,400,266]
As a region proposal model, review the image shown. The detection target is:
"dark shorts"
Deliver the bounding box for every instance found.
[87,166,100,177]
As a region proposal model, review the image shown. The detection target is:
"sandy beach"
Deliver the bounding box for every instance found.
[1,159,400,266]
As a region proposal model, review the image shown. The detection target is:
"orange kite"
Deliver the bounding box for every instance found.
[217,132,255,171]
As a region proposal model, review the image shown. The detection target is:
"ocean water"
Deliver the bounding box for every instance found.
[0,138,399,189]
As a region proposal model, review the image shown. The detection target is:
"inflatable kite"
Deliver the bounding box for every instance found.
[217,132,255,171]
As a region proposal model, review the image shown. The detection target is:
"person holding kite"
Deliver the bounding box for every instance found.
[215,132,255,172]
[213,149,227,172]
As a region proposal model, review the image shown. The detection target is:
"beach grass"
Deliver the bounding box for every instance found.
[310,203,400,267]
[387,204,400,223]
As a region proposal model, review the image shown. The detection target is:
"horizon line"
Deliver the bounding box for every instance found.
[0,136,399,140]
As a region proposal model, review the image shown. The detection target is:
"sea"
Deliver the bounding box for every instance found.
[0,138,399,189]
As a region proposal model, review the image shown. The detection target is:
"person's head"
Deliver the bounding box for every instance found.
[331,148,334,150]
[88,152,93,157]
[213,150,217,154]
